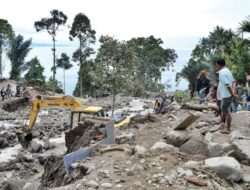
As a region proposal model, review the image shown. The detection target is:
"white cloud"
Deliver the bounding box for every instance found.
[1,0,250,93]
[1,0,249,43]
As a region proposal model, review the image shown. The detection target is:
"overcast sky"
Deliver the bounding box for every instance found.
[1,0,250,94]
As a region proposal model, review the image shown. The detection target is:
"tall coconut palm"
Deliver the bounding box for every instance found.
[7,35,32,79]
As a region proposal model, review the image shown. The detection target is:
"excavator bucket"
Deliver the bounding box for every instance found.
[16,129,33,148]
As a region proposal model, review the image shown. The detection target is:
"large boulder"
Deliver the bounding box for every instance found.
[163,130,192,147]
[179,138,208,156]
[205,156,242,182]
[232,139,250,164]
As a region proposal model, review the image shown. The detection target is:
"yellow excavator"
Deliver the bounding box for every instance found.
[18,95,130,147]
[17,95,82,147]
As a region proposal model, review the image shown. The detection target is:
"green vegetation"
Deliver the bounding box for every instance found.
[7,35,32,80]
[24,57,46,86]
[177,24,250,92]
[0,19,13,79]
[69,13,96,97]
[56,53,73,94]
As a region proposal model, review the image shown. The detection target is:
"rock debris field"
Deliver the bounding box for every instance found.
[0,93,250,190]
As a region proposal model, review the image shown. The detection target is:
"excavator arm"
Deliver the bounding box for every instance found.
[18,95,82,147]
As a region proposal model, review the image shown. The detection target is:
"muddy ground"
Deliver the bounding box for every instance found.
[0,91,250,190]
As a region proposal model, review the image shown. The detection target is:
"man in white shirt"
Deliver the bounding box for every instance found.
[216,58,236,134]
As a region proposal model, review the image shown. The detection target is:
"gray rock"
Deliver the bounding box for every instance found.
[208,143,224,157]
[179,138,208,156]
[232,139,250,164]
[150,142,175,151]
[0,137,8,148]
[101,183,112,188]
[132,164,144,174]
[209,125,221,133]
[98,170,111,178]
[195,121,208,129]
[163,130,191,147]
[22,182,40,190]
[30,140,42,153]
[205,156,242,182]
[86,180,99,189]
[116,132,135,144]
[134,145,147,157]
[243,173,250,183]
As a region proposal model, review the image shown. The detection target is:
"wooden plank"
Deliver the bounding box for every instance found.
[174,114,200,130]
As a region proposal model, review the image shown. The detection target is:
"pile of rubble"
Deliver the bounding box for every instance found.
[0,96,250,190]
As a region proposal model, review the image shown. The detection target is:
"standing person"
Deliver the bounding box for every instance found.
[1,87,6,101]
[241,93,247,110]
[6,84,11,99]
[216,58,236,134]
[231,80,239,113]
[196,70,210,104]
[20,84,24,97]
[154,100,161,112]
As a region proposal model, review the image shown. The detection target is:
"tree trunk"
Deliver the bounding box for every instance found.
[111,80,116,118]
[79,38,83,98]
[63,69,65,95]
[52,37,56,95]
[79,64,83,97]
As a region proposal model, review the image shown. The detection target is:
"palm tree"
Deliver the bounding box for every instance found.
[7,35,32,80]
[238,16,250,34]
[56,53,73,94]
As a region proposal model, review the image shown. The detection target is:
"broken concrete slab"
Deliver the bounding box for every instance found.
[174,114,200,130]
[205,156,242,182]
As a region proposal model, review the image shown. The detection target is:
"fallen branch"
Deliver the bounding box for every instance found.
[181,102,218,112]
[183,176,207,186]
[100,146,126,153]
[100,144,133,155]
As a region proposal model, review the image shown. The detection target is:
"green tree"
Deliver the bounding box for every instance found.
[34,9,67,95]
[45,76,63,93]
[176,59,210,92]
[95,35,134,117]
[73,60,101,97]
[24,57,45,86]
[7,34,32,80]
[238,15,250,36]
[69,13,96,97]
[127,36,177,92]
[0,19,13,79]
[177,26,239,90]
[56,53,73,95]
